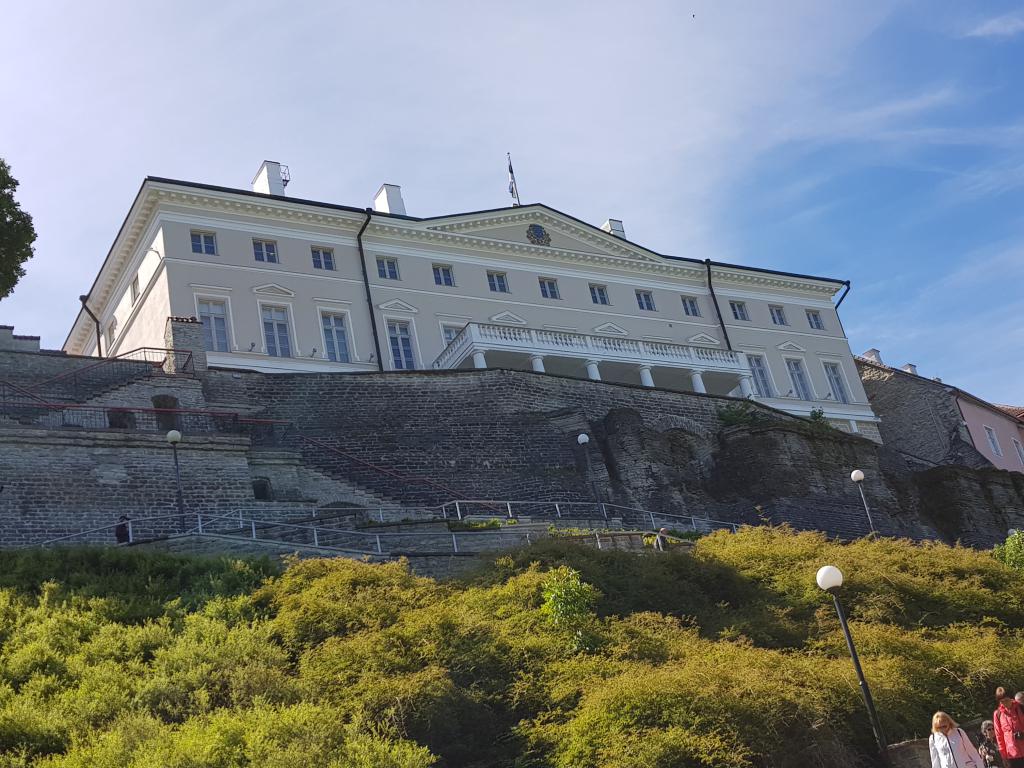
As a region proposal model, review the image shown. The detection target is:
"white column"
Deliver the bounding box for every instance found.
[690,370,706,393]
[585,359,601,381]
[530,354,546,373]
[472,350,487,369]
[638,365,655,388]
[739,375,753,398]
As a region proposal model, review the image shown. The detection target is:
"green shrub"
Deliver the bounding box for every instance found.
[993,530,1024,570]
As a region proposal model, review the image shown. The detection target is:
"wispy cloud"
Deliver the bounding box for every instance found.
[965,11,1024,39]
[938,160,1024,203]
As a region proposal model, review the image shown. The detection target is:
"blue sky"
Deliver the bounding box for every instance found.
[1,1,1021,403]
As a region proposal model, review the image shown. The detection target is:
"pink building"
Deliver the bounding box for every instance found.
[956,397,1024,473]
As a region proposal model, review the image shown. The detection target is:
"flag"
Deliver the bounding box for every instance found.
[507,153,520,206]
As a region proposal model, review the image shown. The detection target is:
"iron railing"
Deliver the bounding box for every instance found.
[38,511,666,556]
[21,347,195,402]
[0,400,292,443]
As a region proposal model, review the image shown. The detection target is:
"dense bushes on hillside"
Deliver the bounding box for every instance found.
[0,529,1019,766]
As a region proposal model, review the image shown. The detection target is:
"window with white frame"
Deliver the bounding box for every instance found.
[487,271,509,293]
[130,275,140,305]
[441,324,463,346]
[984,426,1003,456]
[747,354,773,397]
[253,239,279,264]
[387,320,415,370]
[769,305,788,326]
[198,300,230,352]
[539,277,561,299]
[786,358,814,400]
[311,247,335,270]
[681,296,701,317]
[190,231,216,255]
[806,309,825,330]
[730,301,749,321]
[589,284,610,305]
[320,311,350,363]
[636,290,656,311]
[105,318,117,349]
[1013,438,1024,466]
[376,257,399,280]
[433,264,455,286]
[261,305,292,357]
[823,362,850,404]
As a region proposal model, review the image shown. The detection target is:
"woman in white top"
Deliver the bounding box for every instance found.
[930,711,985,768]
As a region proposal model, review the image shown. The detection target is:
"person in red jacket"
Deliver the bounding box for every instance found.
[994,686,1024,767]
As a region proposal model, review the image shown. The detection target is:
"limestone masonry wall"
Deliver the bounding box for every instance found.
[0,345,1022,547]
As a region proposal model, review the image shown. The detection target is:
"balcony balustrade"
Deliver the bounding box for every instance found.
[432,322,743,373]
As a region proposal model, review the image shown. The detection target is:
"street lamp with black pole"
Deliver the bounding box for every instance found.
[577,433,601,514]
[166,429,186,531]
[816,565,889,766]
[850,469,877,534]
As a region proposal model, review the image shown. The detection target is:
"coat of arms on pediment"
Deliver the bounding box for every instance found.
[526,224,551,246]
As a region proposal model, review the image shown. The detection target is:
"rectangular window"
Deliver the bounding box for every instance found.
[636,290,656,311]
[190,231,216,255]
[376,257,399,280]
[786,358,813,401]
[769,305,788,326]
[198,300,230,352]
[806,310,825,330]
[1013,439,1024,467]
[442,325,463,346]
[387,320,415,370]
[320,312,350,363]
[823,362,850,404]
[261,305,291,357]
[681,296,701,317]
[311,247,335,270]
[539,278,561,299]
[589,284,610,305]
[730,301,749,321]
[747,354,773,397]
[984,426,1003,457]
[253,239,279,264]
[130,276,140,305]
[433,264,455,286]
[487,271,509,293]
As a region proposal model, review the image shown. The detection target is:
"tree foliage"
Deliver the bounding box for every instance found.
[0,159,36,300]
[0,530,1019,766]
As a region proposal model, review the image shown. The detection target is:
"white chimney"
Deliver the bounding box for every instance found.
[601,218,626,238]
[901,363,918,375]
[373,184,406,215]
[252,161,287,196]
[862,348,883,364]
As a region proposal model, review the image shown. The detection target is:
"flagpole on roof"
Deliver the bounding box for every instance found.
[507,153,521,207]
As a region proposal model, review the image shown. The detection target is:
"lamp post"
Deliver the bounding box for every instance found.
[816,565,888,765]
[166,430,186,531]
[577,433,600,509]
[850,469,877,534]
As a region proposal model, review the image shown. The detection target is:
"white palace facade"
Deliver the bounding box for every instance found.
[64,162,881,439]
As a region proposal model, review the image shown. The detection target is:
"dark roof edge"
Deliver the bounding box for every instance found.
[145,178,847,287]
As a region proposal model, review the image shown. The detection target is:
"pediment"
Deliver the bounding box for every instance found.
[378,299,418,313]
[776,341,807,352]
[593,322,628,336]
[687,333,720,346]
[489,311,527,325]
[252,283,295,297]
[422,206,666,266]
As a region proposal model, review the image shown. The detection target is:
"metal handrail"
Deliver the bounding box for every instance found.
[29,347,195,390]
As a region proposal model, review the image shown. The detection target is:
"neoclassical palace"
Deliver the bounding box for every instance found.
[64,161,880,438]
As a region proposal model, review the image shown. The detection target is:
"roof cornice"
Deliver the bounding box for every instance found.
[64,177,844,352]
